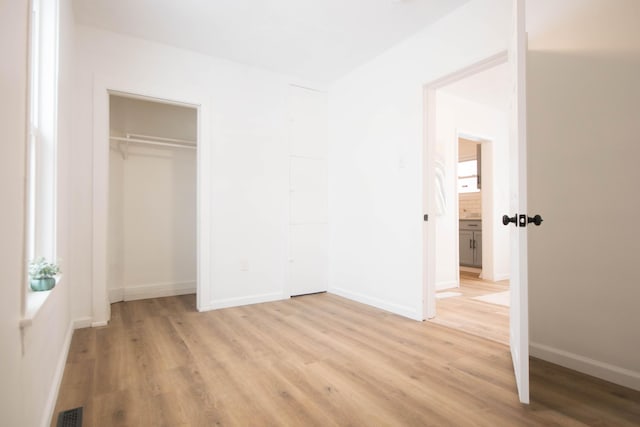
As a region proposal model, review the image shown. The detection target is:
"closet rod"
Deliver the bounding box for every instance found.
[110,136,196,150]
[126,133,196,145]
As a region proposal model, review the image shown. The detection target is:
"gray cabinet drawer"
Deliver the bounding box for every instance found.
[460,220,481,231]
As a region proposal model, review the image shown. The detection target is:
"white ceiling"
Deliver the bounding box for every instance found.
[439,62,510,111]
[72,0,470,83]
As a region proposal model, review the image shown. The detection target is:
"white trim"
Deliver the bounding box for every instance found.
[426,51,509,89]
[196,95,213,311]
[436,280,458,291]
[91,321,108,328]
[492,272,510,281]
[108,281,196,303]
[108,288,124,304]
[41,321,73,427]
[20,280,57,328]
[72,317,92,329]
[200,292,289,311]
[530,342,640,392]
[329,287,422,321]
[91,77,111,326]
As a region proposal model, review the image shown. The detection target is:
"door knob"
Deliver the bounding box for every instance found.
[528,214,543,226]
[503,213,543,227]
[502,214,517,226]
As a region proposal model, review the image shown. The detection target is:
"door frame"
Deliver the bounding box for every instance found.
[91,75,213,326]
[422,50,507,320]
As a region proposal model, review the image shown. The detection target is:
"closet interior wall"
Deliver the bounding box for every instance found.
[108,95,197,302]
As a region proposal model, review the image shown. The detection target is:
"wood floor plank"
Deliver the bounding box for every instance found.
[430,271,510,344]
[65,327,96,363]
[52,293,640,426]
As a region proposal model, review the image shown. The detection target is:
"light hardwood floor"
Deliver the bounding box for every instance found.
[53,293,640,426]
[430,271,510,344]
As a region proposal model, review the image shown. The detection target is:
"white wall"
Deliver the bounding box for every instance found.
[527,0,640,390]
[328,0,511,320]
[0,0,77,425]
[434,91,510,288]
[71,25,328,319]
[0,2,29,425]
[108,96,197,302]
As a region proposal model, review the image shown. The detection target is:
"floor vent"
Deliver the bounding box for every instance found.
[57,407,83,427]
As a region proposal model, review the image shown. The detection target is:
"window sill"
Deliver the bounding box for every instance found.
[20,276,61,328]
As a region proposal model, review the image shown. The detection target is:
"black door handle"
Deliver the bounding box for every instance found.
[502,214,517,226]
[503,213,543,227]
[528,214,543,226]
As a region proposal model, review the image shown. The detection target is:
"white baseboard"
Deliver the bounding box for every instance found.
[329,286,422,321]
[436,280,458,291]
[492,272,510,281]
[72,317,93,329]
[108,287,124,303]
[42,322,74,427]
[199,292,288,311]
[530,341,640,391]
[91,321,108,327]
[109,281,196,303]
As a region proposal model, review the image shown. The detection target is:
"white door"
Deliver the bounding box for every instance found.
[507,0,529,404]
[287,86,329,296]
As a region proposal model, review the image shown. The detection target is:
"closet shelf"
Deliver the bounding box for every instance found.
[110,133,196,159]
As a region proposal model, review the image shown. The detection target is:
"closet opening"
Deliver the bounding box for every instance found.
[107,93,198,305]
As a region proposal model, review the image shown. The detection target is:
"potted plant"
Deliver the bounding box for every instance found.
[28,257,60,291]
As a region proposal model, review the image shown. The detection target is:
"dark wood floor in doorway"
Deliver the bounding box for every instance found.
[53,293,640,426]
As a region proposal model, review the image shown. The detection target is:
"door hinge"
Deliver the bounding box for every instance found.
[423,214,429,222]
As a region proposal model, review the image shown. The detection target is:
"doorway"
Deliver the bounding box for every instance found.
[91,80,212,326]
[107,94,198,304]
[422,53,512,345]
[437,134,510,344]
[424,52,510,312]
[434,127,511,344]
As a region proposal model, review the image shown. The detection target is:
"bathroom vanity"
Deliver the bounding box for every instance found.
[460,219,482,267]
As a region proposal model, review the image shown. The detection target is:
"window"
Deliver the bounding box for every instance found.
[457,159,479,193]
[26,0,59,276]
